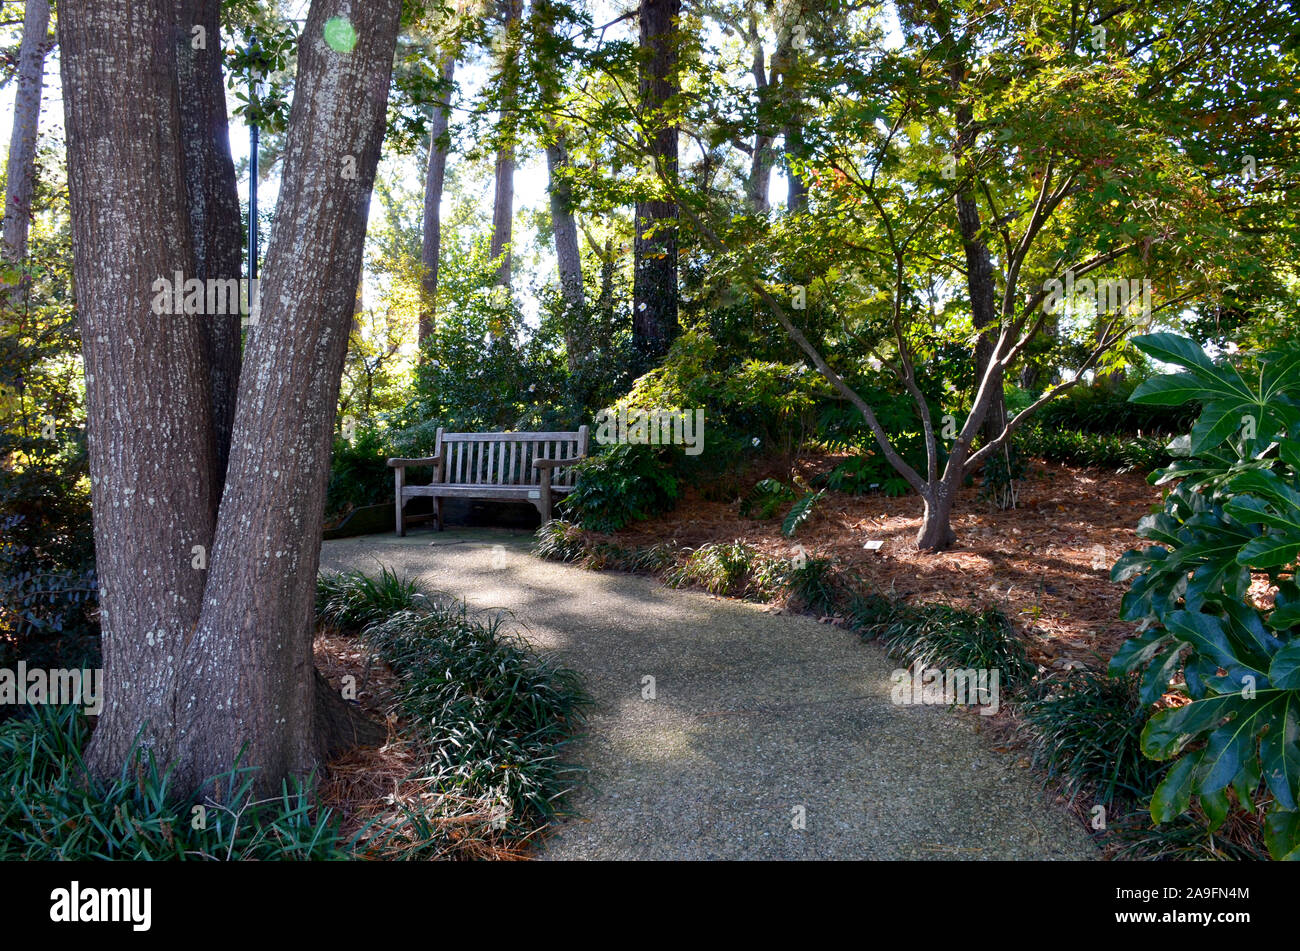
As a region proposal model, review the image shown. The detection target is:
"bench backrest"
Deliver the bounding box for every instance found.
[433,427,589,487]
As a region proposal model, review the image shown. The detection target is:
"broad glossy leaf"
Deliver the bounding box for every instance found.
[1131,333,1216,373]
[1150,753,1198,823]
[1264,805,1300,860]
[1270,643,1300,691]
[1260,698,1300,810]
[1142,694,1247,759]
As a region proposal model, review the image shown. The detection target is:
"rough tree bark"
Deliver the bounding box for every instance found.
[546,134,585,371]
[489,0,522,289]
[419,50,456,352]
[632,0,681,367]
[3,0,52,266]
[170,0,401,793]
[64,0,400,795]
[175,0,245,492]
[62,0,219,778]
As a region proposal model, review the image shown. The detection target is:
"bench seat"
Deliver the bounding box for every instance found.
[387,426,588,536]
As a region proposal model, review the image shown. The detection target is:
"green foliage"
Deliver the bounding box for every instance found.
[1109,334,1300,858]
[325,425,395,521]
[664,541,788,602]
[316,567,429,632]
[533,519,590,563]
[787,556,841,615]
[879,605,1036,696]
[0,706,348,860]
[978,443,1032,510]
[1038,378,1199,436]
[359,601,589,835]
[559,443,681,533]
[1023,671,1165,809]
[781,489,825,538]
[740,478,796,519]
[1014,423,1171,472]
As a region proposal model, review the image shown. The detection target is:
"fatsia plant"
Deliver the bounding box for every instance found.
[1109,333,1300,859]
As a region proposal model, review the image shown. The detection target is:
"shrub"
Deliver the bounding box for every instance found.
[664,541,788,601]
[316,567,429,632]
[0,705,349,860]
[559,443,681,533]
[740,478,795,519]
[879,604,1036,696]
[1109,333,1300,859]
[361,602,588,835]
[325,425,394,521]
[1014,423,1171,472]
[1023,670,1165,809]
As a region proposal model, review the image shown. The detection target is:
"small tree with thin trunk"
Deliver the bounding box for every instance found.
[575,0,1283,550]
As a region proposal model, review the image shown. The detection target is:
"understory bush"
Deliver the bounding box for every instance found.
[559,443,681,532]
[1022,670,1165,809]
[1014,422,1172,472]
[1109,333,1300,859]
[875,604,1037,697]
[664,541,789,601]
[0,705,348,860]
[317,569,589,843]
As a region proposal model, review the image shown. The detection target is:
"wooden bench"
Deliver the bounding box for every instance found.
[387,426,589,536]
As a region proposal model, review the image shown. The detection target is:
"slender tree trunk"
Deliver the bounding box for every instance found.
[3,0,52,266]
[65,0,401,795]
[747,42,773,214]
[420,51,456,352]
[917,484,958,551]
[781,46,807,214]
[175,0,244,494]
[62,0,218,778]
[547,135,585,372]
[489,0,522,289]
[632,0,680,367]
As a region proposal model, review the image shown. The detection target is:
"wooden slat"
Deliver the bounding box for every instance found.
[436,431,580,442]
[507,440,516,485]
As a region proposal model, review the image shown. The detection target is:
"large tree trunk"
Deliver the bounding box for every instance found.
[546,135,585,372]
[419,51,456,352]
[170,0,402,794]
[64,0,402,795]
[489,0,522,289]
[632,0,680,368]
[175,0,244,493]
[2,0,52,266]
[62,0,219,777]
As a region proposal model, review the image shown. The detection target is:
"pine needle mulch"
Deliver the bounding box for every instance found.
[614,458,1163,673]
[312,630,530,860]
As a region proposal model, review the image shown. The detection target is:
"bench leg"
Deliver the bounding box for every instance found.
[433,495,443,531]
[394,468,406,537]
[539,481,553,524]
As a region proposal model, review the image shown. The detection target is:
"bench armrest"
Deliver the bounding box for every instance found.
[387,456,443,469]
[532,457,584,471]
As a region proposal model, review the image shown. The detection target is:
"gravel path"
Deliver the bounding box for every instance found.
[322,529,1097,860]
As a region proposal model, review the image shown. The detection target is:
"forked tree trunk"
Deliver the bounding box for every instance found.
[420,51,456,351]
[632,0,681,367]
[2,0,52,266]
[175,0,244,492]
[64,0,402,795]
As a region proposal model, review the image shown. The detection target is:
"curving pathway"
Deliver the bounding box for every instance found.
[321,529,1097,860]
